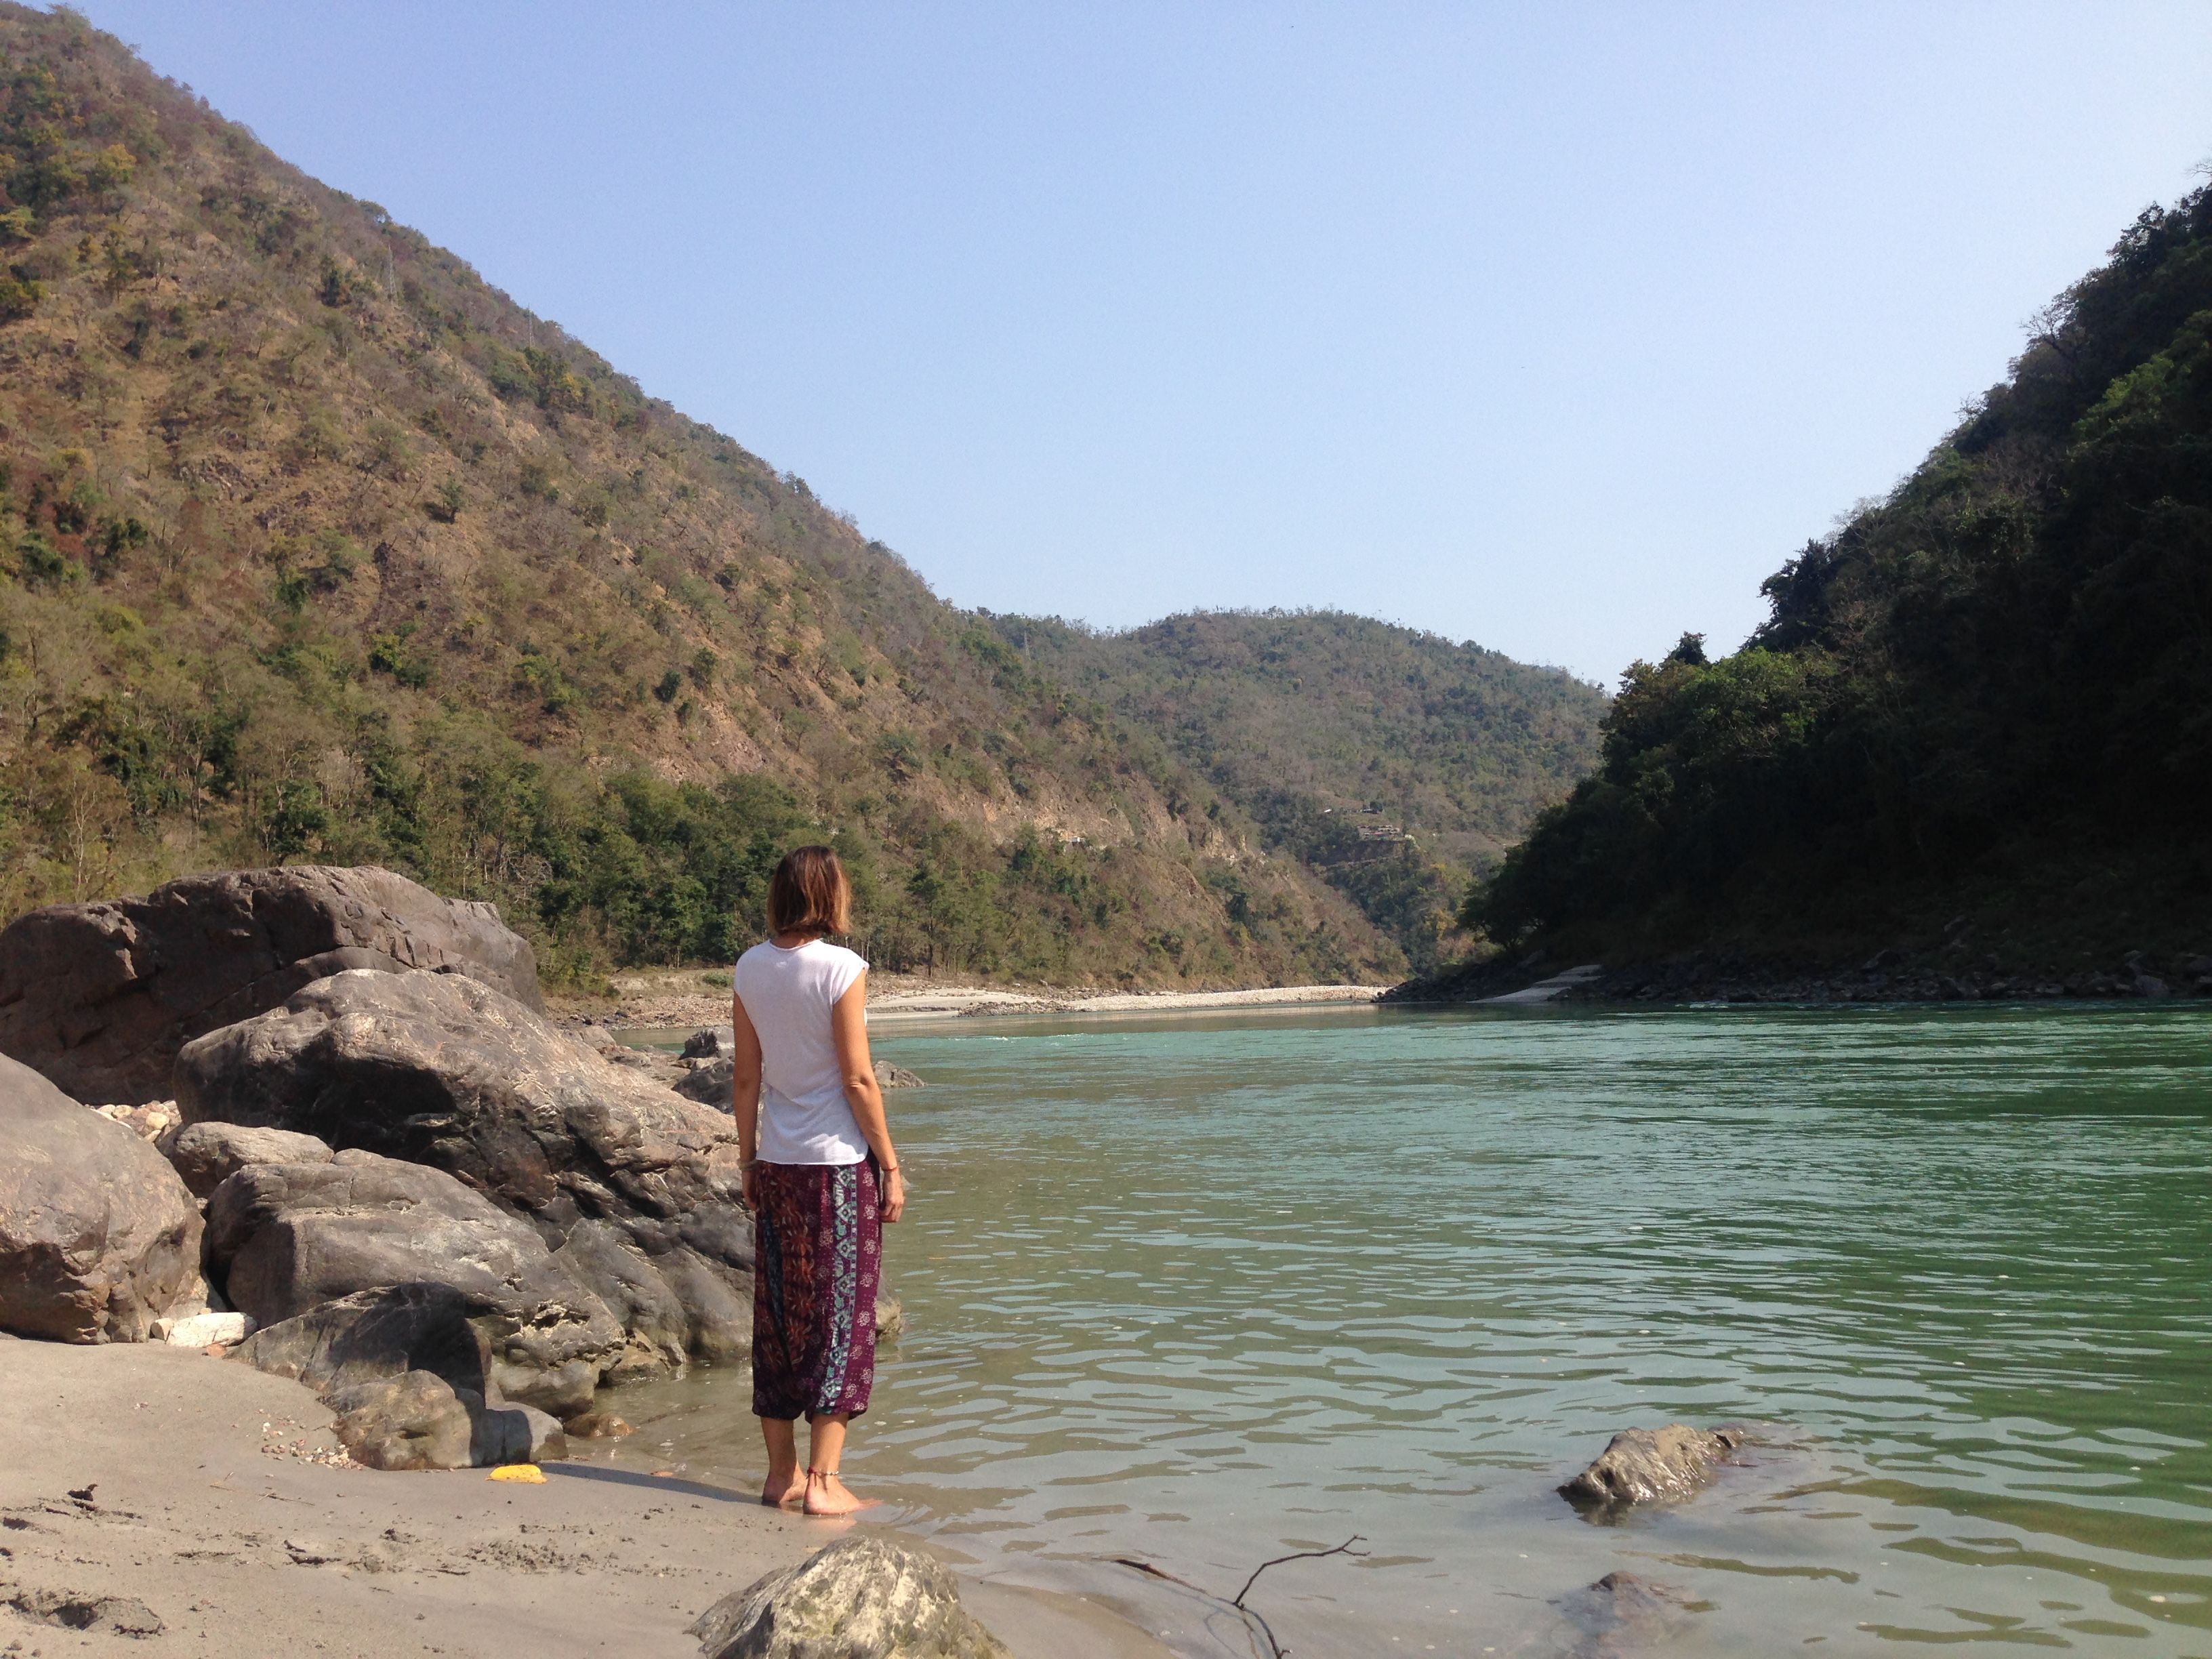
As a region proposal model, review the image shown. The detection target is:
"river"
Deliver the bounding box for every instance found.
[602,1004,2212,1656]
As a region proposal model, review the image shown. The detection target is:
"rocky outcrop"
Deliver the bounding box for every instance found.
[233,1282,495,1397]
[204,1152,622,1416]
[177,969,741,1227]
[0,1054,203,1343]
[235,1283,569,1469]
[688,1536,1010,1659]
[0,865,541,1105]
[159,1121,334,1199]
[1559,1424,1745,1511]
[177,969,754,1378]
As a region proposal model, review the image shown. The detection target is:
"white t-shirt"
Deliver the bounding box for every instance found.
[733,938,869,1165]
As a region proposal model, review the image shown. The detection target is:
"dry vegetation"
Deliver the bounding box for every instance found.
[0,7,1604,989]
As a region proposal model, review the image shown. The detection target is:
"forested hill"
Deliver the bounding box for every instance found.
[993,611,1606,971]
[0,5,1414,988]
[1469,183,2212,975]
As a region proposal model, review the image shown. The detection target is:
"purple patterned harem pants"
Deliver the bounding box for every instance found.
[751,1159,882,1420]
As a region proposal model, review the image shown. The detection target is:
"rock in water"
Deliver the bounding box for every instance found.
[204,1152,622,1416]
[158,1120,334,1199]
[562,1410,634,1439]
[1559,1423,1746,1511]
[1554,1572,1700,1657]
[676,1054,923,1107]
[0,1053,203,1343]
[674,1054,733,1107]
[178,968,753,1376]
[682,1027,731,1060]
[688,1536,1012,1659]
[0,865,541,1106]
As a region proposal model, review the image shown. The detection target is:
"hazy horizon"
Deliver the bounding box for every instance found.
[67,1,2212,682]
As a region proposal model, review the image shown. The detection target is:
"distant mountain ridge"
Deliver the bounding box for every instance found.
[0,7,1606,988]
[992,609,1606,970]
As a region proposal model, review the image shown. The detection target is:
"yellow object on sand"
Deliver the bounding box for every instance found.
[487,1465,546,1483]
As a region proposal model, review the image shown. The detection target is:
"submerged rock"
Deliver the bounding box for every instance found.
[688,1536,1010,1659]
[1555,1571,1701,1657]
[205,1152,622,1416]
[562,1410,633,1439]
[0,865,540,1105]
[0,1053,202,1343]
[1559,1423,1746,1511]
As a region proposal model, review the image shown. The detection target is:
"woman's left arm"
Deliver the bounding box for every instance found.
[832,973,905,1223]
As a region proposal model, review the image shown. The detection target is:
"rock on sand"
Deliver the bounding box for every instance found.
[0,1052,202,1343]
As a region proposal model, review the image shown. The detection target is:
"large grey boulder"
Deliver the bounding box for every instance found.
[177,969,753,1376]
[1559,1424,1746,1511]
[0,1053,202,1343]
[159,1120,333,1199]
[203,1151,622,1416]
[688,1536,1010,1659]
[0,865,541,1105]
[177,969,741,1227]
[232,1282,493,1397]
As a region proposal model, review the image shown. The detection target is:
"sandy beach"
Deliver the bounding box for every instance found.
[575,971,1386,1033]
[0,1336,1167,1659]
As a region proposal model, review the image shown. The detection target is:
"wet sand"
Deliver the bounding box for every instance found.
[0,1335,1168,1658]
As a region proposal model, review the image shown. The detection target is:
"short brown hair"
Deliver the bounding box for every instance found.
[767,845,851,939]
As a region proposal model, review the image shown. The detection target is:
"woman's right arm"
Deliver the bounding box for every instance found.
[729,994,765,1208]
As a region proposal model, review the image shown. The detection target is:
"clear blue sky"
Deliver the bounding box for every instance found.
[68,2,2212,680]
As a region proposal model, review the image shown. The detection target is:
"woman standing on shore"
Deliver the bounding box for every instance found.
[729,846,906,1517]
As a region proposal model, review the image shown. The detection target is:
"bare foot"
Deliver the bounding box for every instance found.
[802,1470,879,1517]
[760,1474,802,1509]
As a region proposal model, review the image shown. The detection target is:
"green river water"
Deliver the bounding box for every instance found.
[599,1004,2212,1657]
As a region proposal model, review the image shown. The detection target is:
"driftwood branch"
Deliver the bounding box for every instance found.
[1108,1534,1368,1658]
[1233,1535,1367,1609]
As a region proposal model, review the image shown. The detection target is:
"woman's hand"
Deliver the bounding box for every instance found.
[880,1164,906,1224]
[742,1161,762,1211]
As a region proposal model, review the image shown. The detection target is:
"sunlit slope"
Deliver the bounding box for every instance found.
[0,5,1396,986]
[994,609,1606,971]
